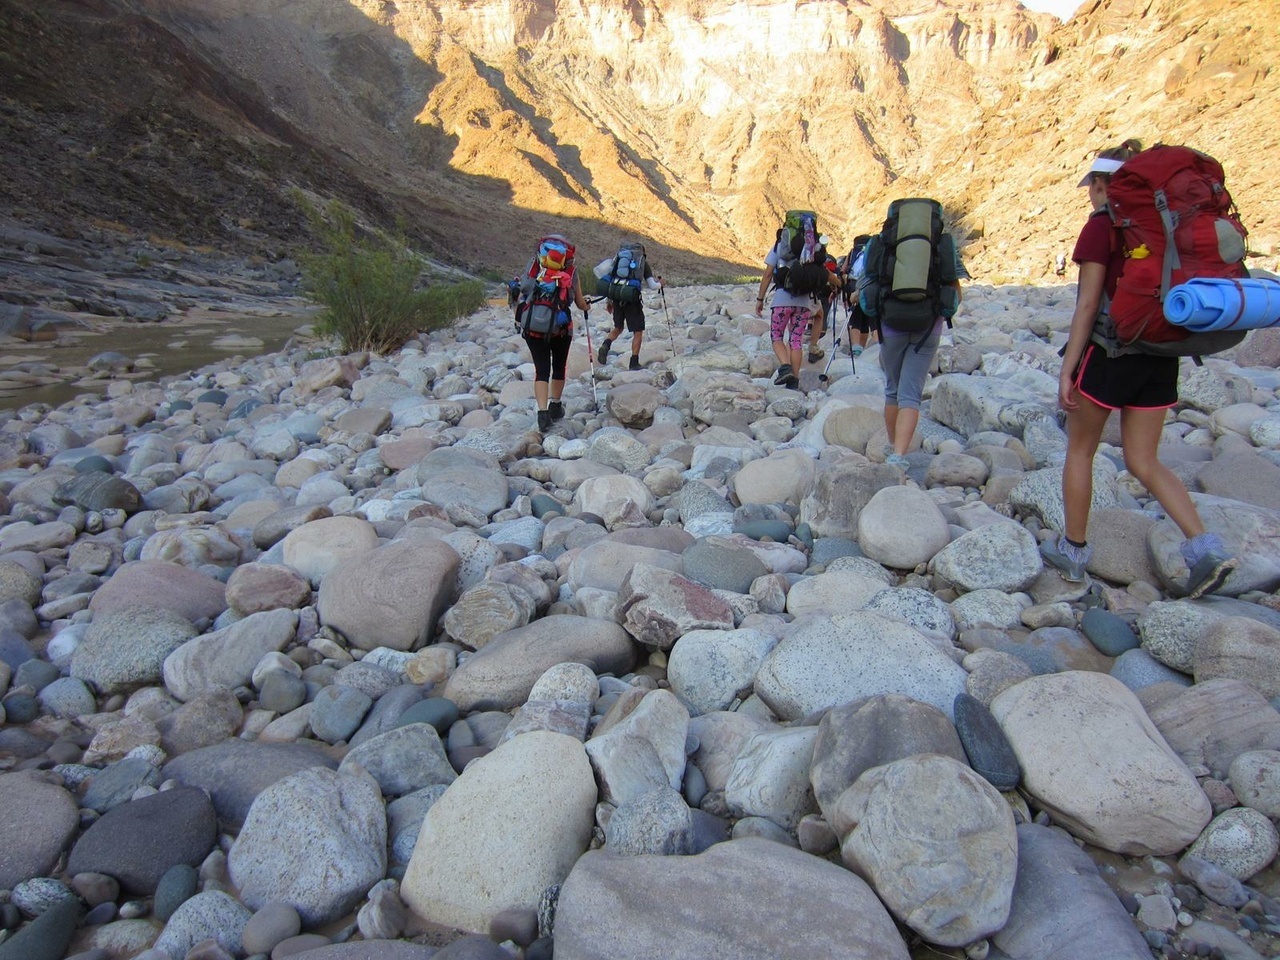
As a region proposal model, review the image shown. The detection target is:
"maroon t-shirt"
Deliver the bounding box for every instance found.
[1071,209,1126,301]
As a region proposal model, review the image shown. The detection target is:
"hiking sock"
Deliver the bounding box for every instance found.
[1181,532,1227,569]
[1058,537,1091,566]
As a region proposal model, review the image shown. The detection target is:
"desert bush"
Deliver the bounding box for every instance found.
[297,198,483,353]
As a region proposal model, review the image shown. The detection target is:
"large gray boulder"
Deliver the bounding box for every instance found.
[837,754,1017,947]
[317,539,460,652]
[991,671,1210,856]
[553,838,909,960]
[992,824,1152,959]
[0,772,79,889]
[162,608,297,702]
[228,767,386,926]
[755,613,967,721]
[401,731,595,934]
[810,695,966,826]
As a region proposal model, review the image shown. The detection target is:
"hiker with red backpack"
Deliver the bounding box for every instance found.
[1043,139,1240,598]
[514,234,590,432]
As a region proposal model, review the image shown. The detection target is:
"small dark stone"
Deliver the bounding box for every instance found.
[953,692,1022,791]
[2,691,39,724]
[228,399,265,420]
[1240,915,1260,932]
[1174,883,1206,912]
[449,745,488,772]
[153,863,199,921]
[431,935,512,960]
[0,630,36,671]
[82,902,116,926]
[1080,608,1139,657]
[195,390,228,406]
[0,727,54,756]
[1142,930,1167,949]
[397,697,460,734]
[73,456,114,474]
[0,903,20,929]
[489,907,539,947]
[167,400,193,414]
[83,757,163,814]
[67,786,217,895]
[733,519,793,543]
[0,897,82,960]
[54,473,141,514]
[14,659,59,693]
[1118,891,1140,914]
[525,937,554,960]
[529,494,562,520]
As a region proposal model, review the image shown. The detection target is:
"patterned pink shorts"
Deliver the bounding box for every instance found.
[770,305,810,351]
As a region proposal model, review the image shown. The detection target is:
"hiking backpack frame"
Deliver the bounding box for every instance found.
[859,198,959,335]
[516,234,576,337]
[596,242,648,304]
[1094,144,1250,360]
[773,210,830,298]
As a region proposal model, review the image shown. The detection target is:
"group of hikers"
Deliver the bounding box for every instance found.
[507,137,1250,599]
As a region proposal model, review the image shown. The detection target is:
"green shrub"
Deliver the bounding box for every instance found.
[297,199,484,354]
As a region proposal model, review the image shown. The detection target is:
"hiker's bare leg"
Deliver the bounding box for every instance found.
[1061,397,1111,543]
[533,380,549,409]
[772,339,790,366]
[1121,406,1205,539]
[631,330,644,358]
[550,378,564,402]
[890,406,919,456]
[789,345,804,374]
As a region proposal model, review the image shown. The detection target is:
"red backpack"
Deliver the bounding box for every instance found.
[1105,145,1248,348]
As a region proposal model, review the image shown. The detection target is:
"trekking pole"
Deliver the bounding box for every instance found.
[658,279,676,361]
[581,310,601,411]
[818,288,844,383]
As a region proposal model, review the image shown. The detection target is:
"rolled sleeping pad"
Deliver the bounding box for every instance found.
[1163,277,1280,332]
[890,200,935,300]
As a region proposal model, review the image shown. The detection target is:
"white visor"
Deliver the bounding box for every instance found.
[1077,157,1125,187]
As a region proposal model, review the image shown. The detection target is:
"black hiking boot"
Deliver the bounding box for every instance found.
[629,354,642,371]
[773,363,793,385]
[537,409,552,432]
[597,340,611,364]
[548,400,565,421]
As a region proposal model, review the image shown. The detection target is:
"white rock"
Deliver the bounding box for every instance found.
[857,486,952,569]
[990,671,1211,856]
[401,731,596,933]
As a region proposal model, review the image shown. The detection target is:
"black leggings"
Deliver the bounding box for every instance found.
[524,333,573,382]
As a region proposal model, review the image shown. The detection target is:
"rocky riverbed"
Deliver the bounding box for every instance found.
[2,277,1280,960]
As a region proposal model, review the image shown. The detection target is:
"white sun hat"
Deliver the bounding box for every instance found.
[1077,157,1125,187]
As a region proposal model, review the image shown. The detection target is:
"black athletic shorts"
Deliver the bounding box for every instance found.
[848,303,871,334]
[611,300,645,333]
[1072,343,1178,410]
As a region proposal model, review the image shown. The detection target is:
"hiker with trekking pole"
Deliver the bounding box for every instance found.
[755,211,840,389]
[593,242,663,371]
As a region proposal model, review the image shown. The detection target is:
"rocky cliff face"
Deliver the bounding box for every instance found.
[1,0,1276,280]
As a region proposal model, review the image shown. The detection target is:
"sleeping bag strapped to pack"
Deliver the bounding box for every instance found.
[859,198,958,335]
[515,234,575,337]
[773,210,830,298]
[1096,144,1250,358]
[595,242,648,304]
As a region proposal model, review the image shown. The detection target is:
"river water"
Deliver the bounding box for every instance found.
[0,304,317,413]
